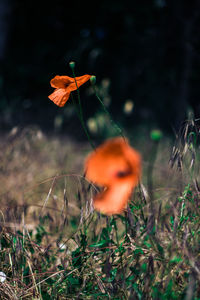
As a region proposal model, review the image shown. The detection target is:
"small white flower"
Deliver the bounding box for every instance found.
[124,100,134,115]
[0,272,6,283]
[87,118,98,134]
[58,243,67,250]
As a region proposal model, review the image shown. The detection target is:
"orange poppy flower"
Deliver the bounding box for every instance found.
[85,137,141,215]
[48,74,92,107]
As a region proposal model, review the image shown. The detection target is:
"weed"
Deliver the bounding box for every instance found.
[0,120,200,298]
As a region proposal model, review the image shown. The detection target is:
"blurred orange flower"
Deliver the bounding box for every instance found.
[48,74,91,107]
[85,137,141,215]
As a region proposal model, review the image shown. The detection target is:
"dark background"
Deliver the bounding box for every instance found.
[0,0,200,136]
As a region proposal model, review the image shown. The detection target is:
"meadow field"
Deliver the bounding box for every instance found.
[0,0,200,298]
[0,118,200,299]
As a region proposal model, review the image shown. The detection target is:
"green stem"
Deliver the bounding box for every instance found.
[71,69,95,150]
[92,84,125,140]
[112,216,127,295]
[147,141,159,212]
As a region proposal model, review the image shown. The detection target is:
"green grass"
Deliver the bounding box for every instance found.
[0,121,200,299]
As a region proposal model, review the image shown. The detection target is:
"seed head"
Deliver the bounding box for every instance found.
[69,61,75,69]
[150,129,163,142]
[90,75,96,85]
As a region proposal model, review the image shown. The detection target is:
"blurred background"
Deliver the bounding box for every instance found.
[0,0,200,137]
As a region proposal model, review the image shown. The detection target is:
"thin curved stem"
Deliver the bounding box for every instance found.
[71,69,95,150]
[92,84,125,140]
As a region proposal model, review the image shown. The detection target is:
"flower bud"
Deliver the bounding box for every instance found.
[150,129,163,142]
[69,61,75,69]
[90,75,96,85]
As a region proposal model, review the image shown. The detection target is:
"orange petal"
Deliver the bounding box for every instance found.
[48,88,70,107]
[85,137,141,186]
[65,74,92,93]
[50,76,74,89]
[74,75,92,86]
[50,75,92,91]
[94,180,134,215]
[85,137,141,215]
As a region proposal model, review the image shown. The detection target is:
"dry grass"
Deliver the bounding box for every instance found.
[0,122,200,299]
[0,126,91,230]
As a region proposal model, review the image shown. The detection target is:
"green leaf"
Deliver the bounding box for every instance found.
[170,256,183,264]
[141,263,147,272]
[134,248,144,255]
[143,241,152,248]
[89,240,108,248]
